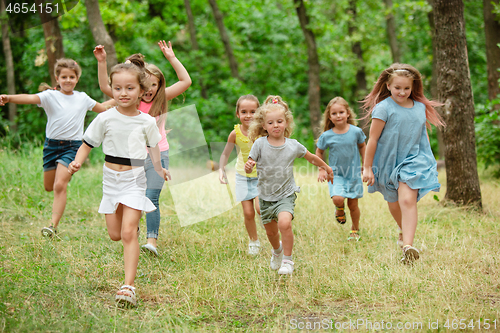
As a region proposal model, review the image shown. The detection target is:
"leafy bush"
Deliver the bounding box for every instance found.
[475,99,500,176]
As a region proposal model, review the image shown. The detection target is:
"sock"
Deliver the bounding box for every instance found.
[250,239,260,245]
[283,255,293,262]
[273,244,283,254]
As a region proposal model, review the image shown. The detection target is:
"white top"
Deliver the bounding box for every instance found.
[83,107,161,160]
[37,89,97,140]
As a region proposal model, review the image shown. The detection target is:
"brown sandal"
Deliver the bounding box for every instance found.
[335,206,346,224]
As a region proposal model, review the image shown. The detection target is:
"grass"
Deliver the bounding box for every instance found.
[1,147,499,332]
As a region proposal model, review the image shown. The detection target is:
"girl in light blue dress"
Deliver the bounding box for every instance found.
[316,97,366,241]
[362,63,445,264]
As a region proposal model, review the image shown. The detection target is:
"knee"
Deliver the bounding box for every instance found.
[398,196,416,209]
[44,184,53,192]
[121,227,137,243]
[53,180,67,194]
[347,200,358,211]
[265,226,279,238]
[332,196,344,207]
[108,230,121,241]
[278,219,292,233]
[244,209,255,221]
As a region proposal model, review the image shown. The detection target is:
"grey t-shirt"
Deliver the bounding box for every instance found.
[249,136,308,201]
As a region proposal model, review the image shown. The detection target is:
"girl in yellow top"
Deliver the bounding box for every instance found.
[219,95,261,255]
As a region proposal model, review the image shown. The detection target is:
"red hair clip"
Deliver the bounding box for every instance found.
[272,98,278,104]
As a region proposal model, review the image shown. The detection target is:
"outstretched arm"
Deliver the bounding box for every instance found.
[0,94,41,106]
[158,40,192,101]
[68,143,92,175]
[219,131,236,184]
[362,119,385,186]
[304,151,334,184]
[147,144,171,181]
[94,45,113,98]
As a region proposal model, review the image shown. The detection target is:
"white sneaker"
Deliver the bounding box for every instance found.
[248,240,261,255]
[270,242,283,270]
[141,243,159,257]
[278,259,294,275]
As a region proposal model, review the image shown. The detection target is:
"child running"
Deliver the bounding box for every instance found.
[68,55,169,307]
[94,40,191,257]
[316,97,366,241]
[245,95,334,275]
[361,63,445,264]
[0,59,114,237]
[219,95,261,255]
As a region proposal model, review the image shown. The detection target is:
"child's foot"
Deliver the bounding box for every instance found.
[401,245,420,264]
[115,285,137,307]
[270,242,283,270]
[347,230,360,241]
[41,225,56,238]
[335,206,346,224]
[248,240,261,255]
[141,243,159,257]
[278,259,294,275]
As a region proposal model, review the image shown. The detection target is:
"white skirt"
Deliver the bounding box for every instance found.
[99,164,157,214]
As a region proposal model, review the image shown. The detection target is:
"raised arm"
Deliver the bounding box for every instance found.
[0,94,41,106]
[158,40,192,101]
[362,119,385,186]
[219,131,236,184]
[304,151,334,184]
[93,45,113,98]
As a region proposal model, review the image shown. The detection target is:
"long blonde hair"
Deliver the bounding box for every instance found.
[248,95,294,141]
[320,97,357,132]
[361,63,445,128]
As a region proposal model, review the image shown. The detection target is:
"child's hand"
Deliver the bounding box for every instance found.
[0,95,9,106]
[156,168,171,181]
[317,168,327,182]
[68,161,81,175]
[245,159,256,174]
[93,45,107,62]
[219,169,228,184]
[362,167,374,186]
[158,40,175,60]
[326,166,334,184]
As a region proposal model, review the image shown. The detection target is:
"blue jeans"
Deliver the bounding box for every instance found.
[144,150,169,239]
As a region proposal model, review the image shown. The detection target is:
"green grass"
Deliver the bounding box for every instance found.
[1,147,499,332]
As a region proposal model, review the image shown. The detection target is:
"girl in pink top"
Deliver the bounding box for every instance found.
[94,40,191,256]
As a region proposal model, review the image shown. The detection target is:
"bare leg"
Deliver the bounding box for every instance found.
[241,200,258,241]
[277,212,293,256]
[387,201,402,230]
[398,182,418,247]
[43,169,56,192]
[50,163,72,229]
[347,198,360,231]
[332,196,346,223]
[264,221,280,249]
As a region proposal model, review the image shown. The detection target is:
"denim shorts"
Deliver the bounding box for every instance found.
[43,138,82,171]
[234,173,259,202]
[259,193,296,224]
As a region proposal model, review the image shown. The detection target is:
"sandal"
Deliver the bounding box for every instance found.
[401,245,420,264]
[115,285,137,307]
[335,206,346,224]
[347,230,360,241]
[41,225,57,238]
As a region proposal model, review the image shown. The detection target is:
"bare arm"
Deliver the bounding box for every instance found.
[362,119,385,186]
[315,147,328,182]
[92,99,116,113]
[93,45,113,98]
[219,131,236,184]
[245,157,256,174]
[0,94,41,105]
[68,143,92,174]
[304,151,334,184]
[147,144,171,181]
[158,40,192,101]
[358,142,366,170]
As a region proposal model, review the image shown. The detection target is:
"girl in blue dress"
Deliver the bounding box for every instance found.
[316,97,366,241]
[361,63,445,264]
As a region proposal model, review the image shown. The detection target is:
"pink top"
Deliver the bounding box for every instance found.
[138,101,169,151]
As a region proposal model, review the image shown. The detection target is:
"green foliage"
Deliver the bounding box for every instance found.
[475,100,500,176]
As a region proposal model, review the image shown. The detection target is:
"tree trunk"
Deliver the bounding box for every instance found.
[427,0,445,160]
[434,0,482,207]
[208,0,240,80]
[1,0,17,132]
[36,0,64,87]
[348,0,368,136]
[184,0,207,99]
[483,0,500,104]
[294,0,322,138]
[85,0,118,74]
[384,0,401,63]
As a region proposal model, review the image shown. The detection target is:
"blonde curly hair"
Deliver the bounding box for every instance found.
[248,95,294,141]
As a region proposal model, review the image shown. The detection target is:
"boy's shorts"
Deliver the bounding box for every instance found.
[259,193,296,224]
[43,138,82,171]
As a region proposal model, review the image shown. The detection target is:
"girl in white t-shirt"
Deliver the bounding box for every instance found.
[0,58,114,237]
[93,41,191,257]
[68,55,169,307]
